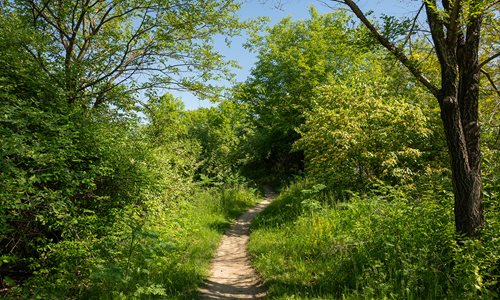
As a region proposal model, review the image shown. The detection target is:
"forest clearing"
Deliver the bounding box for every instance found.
[1,0,499,299]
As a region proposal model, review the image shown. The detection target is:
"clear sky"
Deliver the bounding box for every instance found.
[179,0,421,110]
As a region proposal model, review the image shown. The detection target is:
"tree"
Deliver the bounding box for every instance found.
[332,0,500,236]
[236,7,371,178]
[5,0,247,108]
[295,51,444,191]
[185,101,250,180]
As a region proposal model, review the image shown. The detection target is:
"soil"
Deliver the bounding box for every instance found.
[199,186,276,299]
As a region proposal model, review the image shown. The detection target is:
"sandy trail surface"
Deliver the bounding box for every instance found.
[199,187,276,299]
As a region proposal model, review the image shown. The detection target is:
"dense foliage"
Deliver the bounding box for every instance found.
[1,1,499,299]
[0,57,260,298]
[0,0,262,297]
[185,100,252,180]
[295,52,446,191]
[245,6,499,300]
[236,8,375,180]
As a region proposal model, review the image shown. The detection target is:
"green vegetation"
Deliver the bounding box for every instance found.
[250,181,500,299]
[0,0,262,297]
[245,5,499,300]
[11,185,259,299]
[236,7,372,180]
[1,0,499,299]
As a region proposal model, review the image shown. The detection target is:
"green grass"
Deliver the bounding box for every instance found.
[8,185,261,299]
[249,180,500,299]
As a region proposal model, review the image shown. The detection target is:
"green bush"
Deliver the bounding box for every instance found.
[0,63,260,298]
[6,183,260,299]
[294,53,446,192]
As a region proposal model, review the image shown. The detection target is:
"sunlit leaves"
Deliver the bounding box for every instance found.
[7,0,251,108]
[295,52,443,189]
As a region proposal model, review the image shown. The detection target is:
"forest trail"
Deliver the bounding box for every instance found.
[199,186,276,299]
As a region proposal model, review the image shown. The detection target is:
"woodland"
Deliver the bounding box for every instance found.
[0,0,499,299]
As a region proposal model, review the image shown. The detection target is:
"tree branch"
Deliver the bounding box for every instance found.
[478,51,500,70]
[337,0,440,97]
[446,0,462,48]
[424,0,448,68]
[66,0,90,67]
[401,2,424,51]
[481,68,500,98]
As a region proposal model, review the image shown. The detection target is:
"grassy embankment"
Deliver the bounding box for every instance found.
[249,180,500,299]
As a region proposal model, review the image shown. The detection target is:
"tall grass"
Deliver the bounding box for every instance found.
[8,185,261,299]
[249,180,500,299]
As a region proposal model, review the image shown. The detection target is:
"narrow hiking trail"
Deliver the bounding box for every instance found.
[199,187,277,299]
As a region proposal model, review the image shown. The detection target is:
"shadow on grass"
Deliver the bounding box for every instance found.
[208,219,231,233]
[250,189,304,231]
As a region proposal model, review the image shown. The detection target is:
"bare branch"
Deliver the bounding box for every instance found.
[486,0,500,10]
[70,0,78,32]
[66,0,90,67]
[31,0,53,26]
[28,0,69,42]
[401,3,424,50]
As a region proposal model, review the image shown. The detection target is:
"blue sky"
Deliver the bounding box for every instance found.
[179,0,421,110]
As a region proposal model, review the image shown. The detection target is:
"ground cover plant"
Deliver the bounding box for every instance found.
[249,180,500,299]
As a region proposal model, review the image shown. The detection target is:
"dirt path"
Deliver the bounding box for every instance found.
[199,187,276,300]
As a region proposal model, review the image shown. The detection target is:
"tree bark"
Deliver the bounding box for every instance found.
[431,2,484,236]
[340,0,485,236]
[439,85,484,236]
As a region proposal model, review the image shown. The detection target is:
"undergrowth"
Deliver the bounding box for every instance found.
[6,185,260,299]
[249,180,500,299]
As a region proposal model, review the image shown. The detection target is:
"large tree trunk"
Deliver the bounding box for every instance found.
[439,89,484,236]
[340,0,486,236]
[436,11,484,236]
